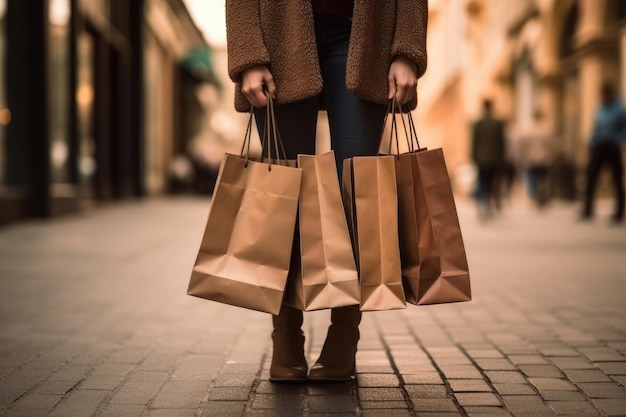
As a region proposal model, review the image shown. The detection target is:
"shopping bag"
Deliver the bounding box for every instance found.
[386,106,471,305]
[342,156,406,311]
[284,151,360,311]
[187,97,302,314]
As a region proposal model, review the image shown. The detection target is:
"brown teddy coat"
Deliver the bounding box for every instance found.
[226,0,428,112]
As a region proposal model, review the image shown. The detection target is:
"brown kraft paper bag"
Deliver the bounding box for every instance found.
[187,101,302,315]
[284,151,360,311]
[405,148,471,304]
[390,110,471,305]
[342,156,406,311]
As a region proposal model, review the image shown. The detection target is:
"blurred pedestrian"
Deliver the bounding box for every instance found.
[520,109,555,208]
[168,154,194,194]
[500,117,524,206]
[581,83,626,224]
[471,99,506,219]
[225,0,428,382]
[191,143,223,196]
[500,117,520,206]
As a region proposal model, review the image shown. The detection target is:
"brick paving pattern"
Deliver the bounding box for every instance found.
[0,197,624,417]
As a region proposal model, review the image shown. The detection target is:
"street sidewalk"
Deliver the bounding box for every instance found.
[0,196,624,417]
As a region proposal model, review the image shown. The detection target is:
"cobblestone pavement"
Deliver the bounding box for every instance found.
[0,197,625,417]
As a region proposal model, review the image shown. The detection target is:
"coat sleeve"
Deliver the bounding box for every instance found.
[391,0,428,78]
[225,0,270,83]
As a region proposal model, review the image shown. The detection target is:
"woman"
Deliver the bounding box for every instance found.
[225,0,428,382]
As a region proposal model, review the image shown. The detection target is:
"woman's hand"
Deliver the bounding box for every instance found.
[241,65,276,107]
[388,56,418,105]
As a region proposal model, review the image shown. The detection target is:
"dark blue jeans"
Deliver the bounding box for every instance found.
[255,14,388,177]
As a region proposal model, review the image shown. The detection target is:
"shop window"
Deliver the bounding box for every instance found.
[76,32,96,197]
[80,0,109,22]
[48,0,71,183]
[0,0,6,185]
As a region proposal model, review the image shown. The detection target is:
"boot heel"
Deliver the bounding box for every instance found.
[308,332,357,381]
[308,306,360,382]
[269,306,308,383]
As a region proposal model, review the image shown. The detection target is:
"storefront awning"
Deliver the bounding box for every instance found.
[180,47,221,89]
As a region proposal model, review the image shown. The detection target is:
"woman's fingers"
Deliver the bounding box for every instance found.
[241,65,276,107]
[264,75,277,100]
[389,72,416,104]
[388,56,418,105]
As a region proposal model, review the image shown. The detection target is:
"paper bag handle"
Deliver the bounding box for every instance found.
[405,109,421,152]
[239,107,255,160]
[260,94,291,169]
[240,94,290,169]
[381,98,423,155]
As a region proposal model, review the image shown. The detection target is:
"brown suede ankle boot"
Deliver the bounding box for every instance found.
[308,305,361,382]
[270,305,307,382]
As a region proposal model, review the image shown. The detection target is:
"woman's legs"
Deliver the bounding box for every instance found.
[315,15,387,177]
[255,95,318,383]
[258,13,388,382]
[269,305,308,382]
[254,98,318,159]
[324,56,387,177]
[308,15,388,381]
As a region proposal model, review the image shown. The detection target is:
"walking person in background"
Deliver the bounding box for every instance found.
[225,1,428,382]
[471,99,506,220]
[581,83,626,224]
[521,109,555,209]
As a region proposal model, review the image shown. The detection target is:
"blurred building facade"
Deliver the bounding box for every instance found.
[0,0,217,225]
[419,0,626,198]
